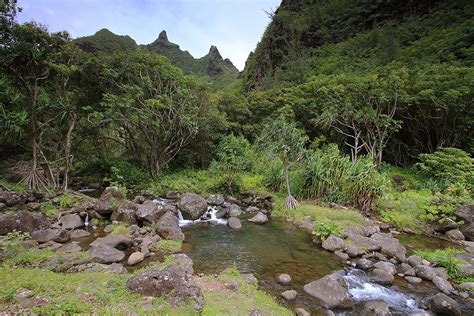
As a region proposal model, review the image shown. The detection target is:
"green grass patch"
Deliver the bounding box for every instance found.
[110,224,129,235]
[415,248,467,281]
[39,201,60,218]
[150,240,183,254]
[0,178,27,192]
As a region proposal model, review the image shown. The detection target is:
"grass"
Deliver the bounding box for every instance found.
[39,201,60,218]
[111,224,129,235]
[150,240,183,254]
[0,178,27,192]
[415,248,467,281]
[1,232,55,267]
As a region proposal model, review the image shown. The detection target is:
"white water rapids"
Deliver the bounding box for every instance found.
[177,206,227,227]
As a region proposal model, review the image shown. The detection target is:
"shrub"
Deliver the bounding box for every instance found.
[149,240,182,254]
[313,221,341,241]
[415,248,466,280]
[263,160,284,192]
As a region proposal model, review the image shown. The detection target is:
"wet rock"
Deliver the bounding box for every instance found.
[346,234,381,252]
[281,290,297,301]
[135,200,173,224]
[370,268,394,285]
[88,244,125,263]
[68,262,126,274]
[298,217,315,233]
[335,251,349,260]
[303,273,353,309]
[177,193,207,220]
[91,234,132,250]
[127,264,203,311]
[59,214,83,230]
[373,261,396,275]
[322,235,345,252]
[363,301,392,316]
[0,211,49,234]
[0,191,25,206]
[277,273,292,285]
[70,229,90,239]
[110,202,138,225]
[295,307,310,316]
[248,212,268,224]
[155,211,184,241]
[31,229,70,243]
[165,190,180,200]
[346,245,360,257]
[435,267,449,280]
[228,204,242,217]
[431,218,459,233]
[206,194,225,206]
[227,217,241,229]
[371,233,406,262]
[127,252,145,265]
[94,186,124,215]
[432,276,454,294]
[415,265,437,281]
[428,293,461,316]
[215,208,228,219]
[405,276,422,284]
[356,258,374,270]
[407,255,423,267]
[445,229,465,240]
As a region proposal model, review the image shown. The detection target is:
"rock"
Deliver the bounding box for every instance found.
[458,263,474,277]
[0,211,49,234]
[370,268,394,285]
[69,229,90,239]
[227,217,241,229]
[88,244,125,263]
[91,234,132,250]
[363,224,380,237]
[0,202,6,210]
[428,293,461,316]
[281,290,297,301]
[206,194,225,206]
[346,245,360,257]
[346,234,381,252]
[31,229,70,243]
[330,202,346,209]
[248,212,268,224]
[295,308,310,316]
[68,262,126,274]
[371,233,406,262]
[0,191,25,206]
[245,206,260,213]
[135,200,173,224]
[298,217,315,233]
[402,228,414,234]
[165,190,180,200]
[227,204,242,217]
[94,186,124,215]
[407,255,423,267]
[59,214,83,230]
[215,208,228,219]
[463,241,474,254]
[357,258,374,270]
[334,251,349,260]
[243,273,257,284]
[225,279,241,291]
[127,264,203,311]
[277,273,292,285]
[127,252,145,265]
[399,263,412,273]
[133,195,146,204]
[57,242,82,253]
[445,229,465,240]
[110,202,138,225]
[155,211,184,240]
[415,265,438,281]
[435,267,449,280]
[432,276,454,294]
[103,224,113,233]
[431,218,459,233]
[404,268,416,277]
[458,282,474,291]
[363,301,392,316]
[177,193,207,220]
[342,226,365,238]
[322,235,345,252]
[25,202,40,211]
[373,261,396,275]
[405,276,422,284]
[455,204,474,241]
[303,273,353,309]
[169,253,194,276]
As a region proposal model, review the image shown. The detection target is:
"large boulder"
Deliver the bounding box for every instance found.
[155,211,184,240]
[90,234,133,250]
[0,191,27,206]
[363,301,391,316]
[0,211,49,234]
[68,262,126,274]
[322,235,345,252]
[303,273,353,309]
[177,193,207,220]
[227,217,241,229]
[94,187,125,215]
[247,212,268,224]
[206,194,225,206]
[31,229,70,243]
[373,261,396,275]
[432,276,454,294]
[455,204,474,241]
[370,268,394,285]
[135,200,174,224]
[227,204,242,217]
[428,293,461,316]
[88,244,125,263]
[127,264,203,311]
[346,234,381,252]
[415,265,438,281]
[445,229,465,240]
[168,254,194,276]
[371,233,406,262]
[431,218,459,233]
[110,202,138,225]
[59,214,83,230]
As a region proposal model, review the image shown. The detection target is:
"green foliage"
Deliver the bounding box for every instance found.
[40,201,60,217]
[149,240,183,254]
[110,224,128,235]
[417,147,473,189]
[313,221,342,241]
[0,231,54,267]
[74,28,137,53]
[262,161,284,192]
[0,178,27,192]
[415,248,467,280]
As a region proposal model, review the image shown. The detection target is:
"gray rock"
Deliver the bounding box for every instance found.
[357,258,374,270]
[363,225,380,237]
[458,282,474,291]
[70,229,90,239]
[169,253,194,276]
[0,202,6,210]
[322,235,345,252]
[334,251,349,260]
[277,273,292,285]
[435,267,449,280]
[370,268,394,285]
[94,186,124,214]
[243,274,257,285]
[90,234,132,250]
[404,268,416,277]
[363,301,392,316]
[0,211,49,234]
[432,276,454,294]
[88,244,125,263]
[407,255,423,267]
[155,211,184,241]
[415,265,437,281]
[177,193,207,220]
[247,212,268,224]
[127,252,145,265]
[228,204,242,217]
[405,276,422,284]
[445,229,465,240]
[206,194,225,206]
[346,245,360,257]
[135,200,172,224]
[281,290,297,301]
[227,217,241,229]
[346,234,381,252]
[295,308,310,316]
[428,293,461,316]
[371,233,406,262]
[68,262,126,274]
[342,226,365,238]
[57,242,82,253]
[31,229,70,243]
[59,214,83,230]
[373,261,396,275]
[431,218,459,233]
[303,273,353,309]
[110,202,138,225]
[0,191,25,206]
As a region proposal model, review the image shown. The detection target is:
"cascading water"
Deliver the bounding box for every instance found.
[344,269,422,314]
[178,206,227,227]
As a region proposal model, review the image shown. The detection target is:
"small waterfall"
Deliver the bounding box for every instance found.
[344,269,421,313]
[178,206,227,227]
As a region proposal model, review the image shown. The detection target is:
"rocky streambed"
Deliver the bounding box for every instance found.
[1,187,474,315]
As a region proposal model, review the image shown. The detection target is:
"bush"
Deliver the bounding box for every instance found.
[415,248,466,280]
[312,221,341,241]
[263,161,284,192]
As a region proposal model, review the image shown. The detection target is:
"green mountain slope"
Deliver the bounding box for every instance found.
[75,28,137,53]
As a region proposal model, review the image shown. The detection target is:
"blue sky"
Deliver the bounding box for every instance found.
[17,0,281,70]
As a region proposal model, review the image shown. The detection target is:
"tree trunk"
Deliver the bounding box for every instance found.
[284,164,298,209]
[62,112,77,191]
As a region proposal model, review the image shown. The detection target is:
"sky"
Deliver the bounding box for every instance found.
[17,0,281,70]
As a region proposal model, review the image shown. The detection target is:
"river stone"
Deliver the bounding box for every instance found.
[435,267,449,280]
[0,211,49,234]
[404,268,416,277]
[322,235,345,252]
[127,252,145,265]
[89,244,125,263]
[227,204,242,217]
[458,263,474,277]
[459,282,474,291]
[178,193,207,220]
[215,208,228,219]
[248,212,268,224]
[94,186,124,214]
[346,245,360,257]
[445,229,465,240]
[432,276,454,294]
[407,255,423,267]
[135,200,172,224]
[31,229,70,243]
[405,276,422,284]
[281,290,297,301]
[57,242,82,253]
[346,234,381,252]
[206,194,225,206]
[356,258,374,270]
[373,261,396,275]
[70,229,90,239]
[371,233,406,262]
[91,234,132,250]
[462,241,474,254]
[59,214,83,230]
[155,211,184,241]
[428,293,461,316]
[110,202,138,225]
[431,218,459,233]
[362,224,380,237]
[165,190,180,200]
[295,308,310,316]
[363,301,391,316]
[68,262,126,274]
[334,251,349,260]
[415,265,437,281]
[277,273,292,285]
[227,217,241,229]
[370,268,394,285]
[343,226,365,238]
[303,273,353,309]
[169,254,194,276]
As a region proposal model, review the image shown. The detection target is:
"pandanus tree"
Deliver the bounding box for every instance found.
[257,114,307,209]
